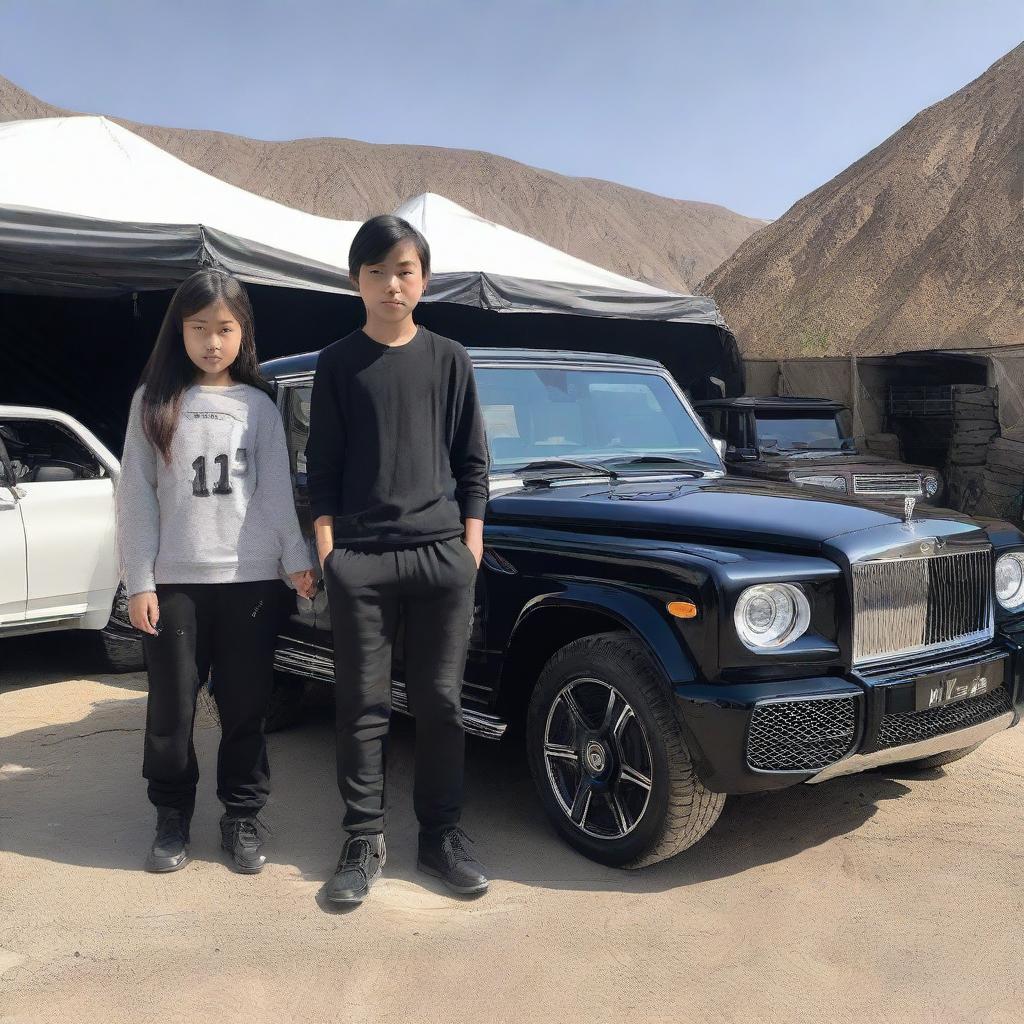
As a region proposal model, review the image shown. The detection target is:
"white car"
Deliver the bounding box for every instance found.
[0,405,142,671]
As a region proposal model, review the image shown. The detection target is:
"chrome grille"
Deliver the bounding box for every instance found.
[853,473,922,496]
[852,548,993,664]
[747,696,858,771]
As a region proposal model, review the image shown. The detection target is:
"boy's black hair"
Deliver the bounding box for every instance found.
[348,215,431,280]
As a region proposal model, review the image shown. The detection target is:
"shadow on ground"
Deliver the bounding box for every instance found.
[0,656,927,898]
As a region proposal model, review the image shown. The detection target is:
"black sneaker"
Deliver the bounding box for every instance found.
[145,807,191,873]
[325,833,386,905]
[417,826,489,895]
[220,814,268,874]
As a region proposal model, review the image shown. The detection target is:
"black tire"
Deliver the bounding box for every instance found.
[264,674,307,734]
[526,631,724,869]
[94,628,145,673]
[896,742,982,772]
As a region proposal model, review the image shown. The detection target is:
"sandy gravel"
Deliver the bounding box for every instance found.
[1,631,1022,1024]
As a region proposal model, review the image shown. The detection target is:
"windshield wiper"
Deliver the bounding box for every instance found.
[515,458,619,480]
[598,454,709,473]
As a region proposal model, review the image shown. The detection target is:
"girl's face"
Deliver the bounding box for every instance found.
[354,239,428,324]
[182,300,243,385]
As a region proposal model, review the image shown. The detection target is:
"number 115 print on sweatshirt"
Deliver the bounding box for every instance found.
[114,383,313,597]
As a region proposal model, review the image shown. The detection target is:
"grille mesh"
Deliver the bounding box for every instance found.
[853,474,922,496]
[876,686,1012,749]
[747,697,858,771]
[853,549,992,663]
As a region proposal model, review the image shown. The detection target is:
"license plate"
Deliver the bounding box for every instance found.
[915,658,1004,711]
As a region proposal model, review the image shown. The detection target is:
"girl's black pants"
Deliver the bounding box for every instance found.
[324,534,478,836]
[141,579,281,819]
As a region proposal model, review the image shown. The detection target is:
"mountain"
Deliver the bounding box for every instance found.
[0,75,765,293]
[702,43,1024,358]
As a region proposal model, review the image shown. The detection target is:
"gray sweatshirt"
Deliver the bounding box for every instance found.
[116,383,313,596]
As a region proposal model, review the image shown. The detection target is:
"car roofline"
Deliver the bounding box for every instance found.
[260,345,665,379]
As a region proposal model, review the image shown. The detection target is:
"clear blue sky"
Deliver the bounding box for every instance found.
[1,0,1021,220]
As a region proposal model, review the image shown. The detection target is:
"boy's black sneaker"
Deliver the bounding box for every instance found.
[220,813,268,874]
[325,833,386,905]
[145,807,191,873]
[417,826,489,895]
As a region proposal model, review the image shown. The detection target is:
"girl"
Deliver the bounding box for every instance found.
[116,269,315,875]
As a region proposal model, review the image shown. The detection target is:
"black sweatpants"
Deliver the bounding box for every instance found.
[324,535,477,835]
[141,579,281,818]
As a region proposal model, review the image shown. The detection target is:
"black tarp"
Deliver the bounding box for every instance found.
[0,204,742,452]
[0,204,726,325]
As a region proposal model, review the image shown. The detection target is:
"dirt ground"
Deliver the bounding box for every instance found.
[1,632,1022,1024]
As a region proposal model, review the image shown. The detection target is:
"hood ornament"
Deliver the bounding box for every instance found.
[904,495,917,526]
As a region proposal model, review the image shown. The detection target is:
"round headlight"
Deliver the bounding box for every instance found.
[995,552,1024,610]
[734,583,811,650]
[923,475,939,498]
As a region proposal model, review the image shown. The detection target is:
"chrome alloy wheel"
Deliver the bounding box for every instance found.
[542,677,654,840]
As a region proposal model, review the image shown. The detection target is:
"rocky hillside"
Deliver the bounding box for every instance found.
[0,76,765,293]
[703,43,1024,358]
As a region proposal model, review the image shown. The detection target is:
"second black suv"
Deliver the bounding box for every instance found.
[261,348,1023,869]
[695,396,943,504]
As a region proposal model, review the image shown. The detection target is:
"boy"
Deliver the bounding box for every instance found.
[305,215,490,904]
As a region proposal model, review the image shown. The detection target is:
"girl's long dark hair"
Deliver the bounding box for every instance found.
[138,270,273,462]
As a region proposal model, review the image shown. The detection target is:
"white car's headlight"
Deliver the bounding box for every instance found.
[792,474,848,493]
[995,552,1024,610]
[923,474,940,498]
[734,583,811,650]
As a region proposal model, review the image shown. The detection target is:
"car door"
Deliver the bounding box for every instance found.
[277,380,321,641]
[6,415,119,626]
[0,429,28,626]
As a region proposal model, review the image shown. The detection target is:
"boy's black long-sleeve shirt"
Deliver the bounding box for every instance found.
[305,327,490,546]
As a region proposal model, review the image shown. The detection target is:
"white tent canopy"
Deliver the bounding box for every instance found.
[394,192,669,294]
[0,115,361,269]
[0,115,724,325]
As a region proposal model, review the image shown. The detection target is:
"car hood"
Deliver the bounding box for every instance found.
[742,451,930,475]
[487,474,977,551]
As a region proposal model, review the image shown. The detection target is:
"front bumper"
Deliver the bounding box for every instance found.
[675,635,1023,795]
[807,712,1013,783]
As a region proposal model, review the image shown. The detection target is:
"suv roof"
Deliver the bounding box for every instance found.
[693,396,846,412]
[260,345,664,379]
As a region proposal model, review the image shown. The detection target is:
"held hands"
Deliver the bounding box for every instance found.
[128,591,160,635]
[289,569,318,600]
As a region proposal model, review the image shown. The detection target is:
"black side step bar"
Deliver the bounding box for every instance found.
[273,637,508,741]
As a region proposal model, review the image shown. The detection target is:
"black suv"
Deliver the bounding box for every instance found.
[261,347,1024,869]
[694,396,943,503]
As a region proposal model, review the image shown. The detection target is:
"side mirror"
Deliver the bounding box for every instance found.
[711,438,727,459]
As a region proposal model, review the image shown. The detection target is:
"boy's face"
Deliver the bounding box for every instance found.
[353,239,428,323]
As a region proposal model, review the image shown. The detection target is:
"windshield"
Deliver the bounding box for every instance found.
[475,365,719,471]
[753,410,854,452]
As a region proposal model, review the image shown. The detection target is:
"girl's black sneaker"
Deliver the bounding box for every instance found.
[220,813,268,874]
[145,807,191,873]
